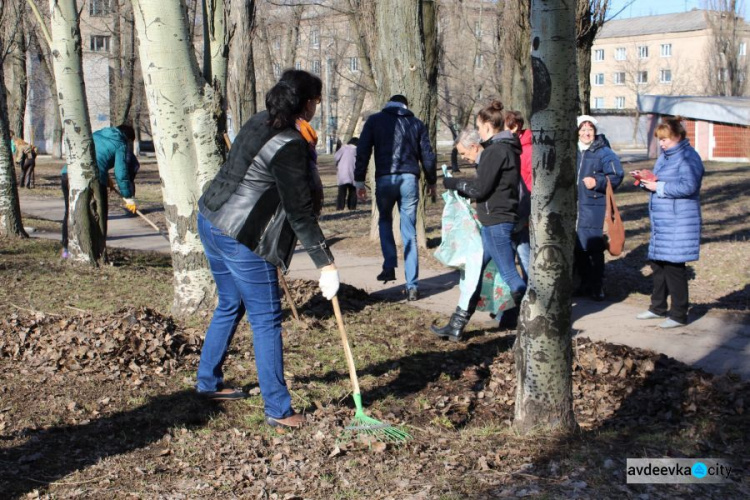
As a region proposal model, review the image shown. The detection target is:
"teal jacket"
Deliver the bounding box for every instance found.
[61,127,134,198]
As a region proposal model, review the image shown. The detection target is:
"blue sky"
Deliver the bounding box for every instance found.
[608,0,706,19]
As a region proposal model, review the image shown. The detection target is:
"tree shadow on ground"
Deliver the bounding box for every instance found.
[0,390,224,499]
[295,333,514,409]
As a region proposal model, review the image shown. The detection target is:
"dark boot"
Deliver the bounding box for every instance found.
[498,291,525,331]
[431,307,471,342]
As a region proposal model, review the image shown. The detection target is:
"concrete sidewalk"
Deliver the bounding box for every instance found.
[19,193,750,379]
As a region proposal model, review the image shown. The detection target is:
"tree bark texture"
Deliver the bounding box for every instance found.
[110,0,136,125]
[0,37,27,238]
[514,0,577,434]
[498,0,532,120]
[7,0,29,138]
[131,0,224,316]
[227,0,256,129]
[203,0,229,135]
[49,0,106,264]
[370,0,438,250]
[576,0,608,115]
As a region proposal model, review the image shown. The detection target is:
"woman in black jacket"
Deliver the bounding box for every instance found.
[433,100,526,341]
[195,70,338,429]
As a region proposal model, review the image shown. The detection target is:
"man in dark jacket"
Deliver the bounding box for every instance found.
[355,94,437,301]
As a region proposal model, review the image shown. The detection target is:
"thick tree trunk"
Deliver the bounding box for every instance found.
[514,0,578,434]
[370,0,438,250]
[227,0,256,129]
[0,43,27,238]
[111,0,136,125]
[29,29,64,157]
[203,0,228,135]
[499,0,532,119]
[8,0,29,138]
[49,0,106,265]
[132,0,224,316]
[340,87,365,143]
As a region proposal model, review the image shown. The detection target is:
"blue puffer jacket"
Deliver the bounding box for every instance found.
[354,104,437,185]
[61,127,134,198]
[648,139,704,263]
[576,135,624,251]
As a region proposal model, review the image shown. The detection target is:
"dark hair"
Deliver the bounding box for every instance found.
[347,136,359,146]
[655,115,687,140]
[505,110,525,132]
[117,124,136,142]
[477,99,505,131]
[265,69,323,129]
[577,121,597,135]
[389,94,409,106]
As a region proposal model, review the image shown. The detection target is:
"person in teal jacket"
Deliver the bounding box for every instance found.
[61,124,138,258]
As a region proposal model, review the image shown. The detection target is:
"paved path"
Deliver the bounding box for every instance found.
[19,192,750,380]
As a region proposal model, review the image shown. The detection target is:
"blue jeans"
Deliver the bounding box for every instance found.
[469,222,527,313]
[375,174,419,290]
[196,213,293,419]
[513,226,530,283]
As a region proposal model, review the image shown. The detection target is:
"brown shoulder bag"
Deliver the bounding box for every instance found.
[605,178,625,256]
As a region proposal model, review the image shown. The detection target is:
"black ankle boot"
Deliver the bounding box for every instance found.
[498,291,526,330]
[431,307,471,342]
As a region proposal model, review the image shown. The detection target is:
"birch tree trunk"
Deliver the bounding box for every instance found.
[0,39,27,238]
[203,0,228,135]
[370,0,437,250]
[7,0,29,139]
[131,0,225,315]
[49,0,106,264]
[513,0,577,434]
[498,0,532,119]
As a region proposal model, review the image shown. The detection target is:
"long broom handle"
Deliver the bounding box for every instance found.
[331,296,361,395]
[277,268,300,322]
[109,185,170,242]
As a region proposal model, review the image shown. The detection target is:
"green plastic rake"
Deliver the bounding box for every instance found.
[331,296,411,443]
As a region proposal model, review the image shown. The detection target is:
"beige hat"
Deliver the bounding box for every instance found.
[577,115,598,128]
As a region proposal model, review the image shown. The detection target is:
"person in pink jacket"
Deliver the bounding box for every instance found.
[334,137,358,210]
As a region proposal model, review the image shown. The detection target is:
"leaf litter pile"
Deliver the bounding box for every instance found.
[1,280,748,499]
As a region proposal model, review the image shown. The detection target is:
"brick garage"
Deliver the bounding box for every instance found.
[639,95,750,162]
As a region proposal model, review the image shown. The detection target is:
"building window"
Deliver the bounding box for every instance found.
[594,49,604,62]
[615,47,626,60]
[661,43,672,57]
[593,73,604,86]
[474,21,482,39]
[613,72,625,85]
[89,0,111,16]
[90,35,110,53]
[349,57,359,72]
[637,45,649,59]
[660,69,672,83]
[740,42,747,56]
[637,71,648,84]
[474,53,483,69]
[311,60,321,74]
[294,61,302,70]
[615,96,625,109]
[593,97,605,109]
[310,28,320,48]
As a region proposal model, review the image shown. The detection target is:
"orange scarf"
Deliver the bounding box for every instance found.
[296,118,318,146]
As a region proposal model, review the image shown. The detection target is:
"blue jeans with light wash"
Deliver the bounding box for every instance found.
[513,226,531,283]
[196,213,293,419]
[375,174,419,290]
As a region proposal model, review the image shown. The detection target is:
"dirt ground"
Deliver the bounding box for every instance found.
[2,152,748,498]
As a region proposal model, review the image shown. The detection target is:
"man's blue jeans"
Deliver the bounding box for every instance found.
[513,226,531,283]
[196,213,293,419]
[375,174,419,290]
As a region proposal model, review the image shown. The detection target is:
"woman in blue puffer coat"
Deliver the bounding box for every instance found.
[575,115,624,301]
[634,116,704,328]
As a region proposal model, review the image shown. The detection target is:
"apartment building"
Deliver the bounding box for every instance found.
[589,9,749,112]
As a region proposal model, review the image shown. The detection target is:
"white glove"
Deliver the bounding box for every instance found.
[318,269,340,300]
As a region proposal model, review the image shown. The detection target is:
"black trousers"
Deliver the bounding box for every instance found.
[649,260,689,324]
[336,183,357,210]
[574,236,605,293]
[20,156,36,188]
[61,173,107,251]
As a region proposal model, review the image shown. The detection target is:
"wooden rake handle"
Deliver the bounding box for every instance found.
[331,296,361,395]
[277,269,300,322]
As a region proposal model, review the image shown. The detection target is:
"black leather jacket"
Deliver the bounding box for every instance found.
[198,111,334,272]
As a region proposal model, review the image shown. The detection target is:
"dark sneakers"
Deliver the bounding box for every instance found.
[377,267,396,282]
[407,288,419,301]
[197,388,249,401]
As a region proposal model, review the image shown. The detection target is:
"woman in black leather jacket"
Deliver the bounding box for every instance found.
[195,70,338,430]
